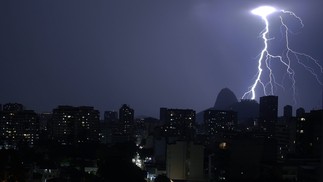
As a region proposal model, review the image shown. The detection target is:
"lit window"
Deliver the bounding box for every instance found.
[300,130,304,133]
[219,142,227,150]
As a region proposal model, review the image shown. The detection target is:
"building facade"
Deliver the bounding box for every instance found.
[166,141,204,181]
[204,109,237,136]
[295,110,323,158]
[160,108,196,138]
[0,103,39,148]
[259,95,278,136]
[119,104,134,135]
[51,106,100,145]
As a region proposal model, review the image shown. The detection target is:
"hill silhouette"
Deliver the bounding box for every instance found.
[197,88,258,125]
[214,88,238,109]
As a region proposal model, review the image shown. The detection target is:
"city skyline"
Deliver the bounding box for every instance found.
[0,91,318,120]
[1,0,322,117]
[1,96,322,181]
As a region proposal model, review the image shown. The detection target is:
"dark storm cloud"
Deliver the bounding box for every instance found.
[0,0,322,117]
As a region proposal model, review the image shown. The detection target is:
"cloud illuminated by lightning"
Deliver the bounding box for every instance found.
[242,5,323,105]
[251,6,277,18]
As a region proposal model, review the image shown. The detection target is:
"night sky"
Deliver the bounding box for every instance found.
[1,0,322,117]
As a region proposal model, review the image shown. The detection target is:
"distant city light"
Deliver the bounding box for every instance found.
[219,142,228,150]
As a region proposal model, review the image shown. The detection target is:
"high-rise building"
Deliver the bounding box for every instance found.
[2,103,24,112]
[276,105,296,160]
[160,108,196,137]
[295,110,323,158]
[119,104,134,135]
[39,112,52,131]
[166,141,204,181]
[119,104,134,123]
[51,106,76,145]
[76,106,100,143]
[296,107,305,117]
[51,106,100,145]
[259,95,278,135]
[0,103,39,148]
[101,110,119,144]
[204,109,237,136]
[284,105,293,118]
[275,123,292,161]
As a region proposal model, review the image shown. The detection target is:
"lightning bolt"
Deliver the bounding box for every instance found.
[242,6,323,105]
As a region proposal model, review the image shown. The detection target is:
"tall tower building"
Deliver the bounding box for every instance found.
[296,107,305,117]
[76,106,100,143]
[119,104,134,135]
[283,105,293,118]
[258,95,278,135]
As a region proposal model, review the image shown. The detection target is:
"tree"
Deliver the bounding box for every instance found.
[97,141,146,182]
[154,174,171,182]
